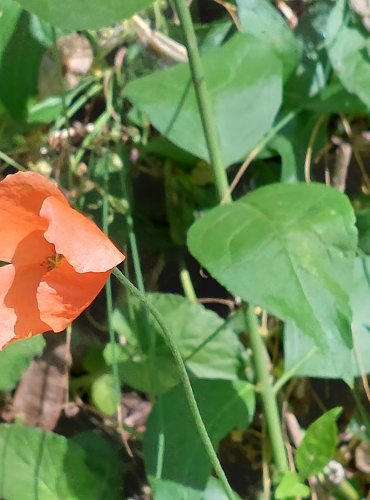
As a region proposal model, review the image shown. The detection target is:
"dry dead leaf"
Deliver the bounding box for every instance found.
[39,34,93,97]
[121,392,151,440]
[12,333,70,430]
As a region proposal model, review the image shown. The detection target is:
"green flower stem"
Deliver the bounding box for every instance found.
[113,267,237,500]
[102,192,123,428]
[173,0,230,203]
[245,305,289,472]
[273,347,317,394]
[174,0,288,478]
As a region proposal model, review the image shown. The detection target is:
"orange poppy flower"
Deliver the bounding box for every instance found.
[0,171,125,349]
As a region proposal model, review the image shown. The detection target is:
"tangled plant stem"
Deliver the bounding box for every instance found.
[112,267,237,500]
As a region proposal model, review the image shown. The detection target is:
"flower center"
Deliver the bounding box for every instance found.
[44,251,64,271]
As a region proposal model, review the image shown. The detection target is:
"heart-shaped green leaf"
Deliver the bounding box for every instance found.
[296,407,342,480]
[188,183,357,352]
[106,293,244,394]
[125,33,282,167]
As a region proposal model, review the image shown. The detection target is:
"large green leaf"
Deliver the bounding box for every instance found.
[144,379,254,499]
[236,0,300,80]
[0,0,21,51]
[0,424,102,499]
[284,256,370,380]
[188,183,357,355]
[125,33,282,167]
[14,0,152,30]
[105,293,244,394]
[326,0,370,110]
[296,407,341,480]
[0,336,45,391]
[0,3,46,119]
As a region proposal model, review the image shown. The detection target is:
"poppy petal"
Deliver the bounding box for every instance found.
[4,263,50,344]
[0,172,67,263]
[37,258,111,332]
[12,230,54,268]
[1,171,68,214]
[0,265,17,349]
[40,196,125,273]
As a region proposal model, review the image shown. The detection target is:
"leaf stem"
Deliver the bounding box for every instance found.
[244,305,289,473]
[221,109,300,203]
[273,347,317,394]
[112,267,237,500]
[173,0,230,203]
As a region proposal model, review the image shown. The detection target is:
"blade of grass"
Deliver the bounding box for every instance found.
[102,169,132,456]
[119,158,165,477]
[0,151,26,172]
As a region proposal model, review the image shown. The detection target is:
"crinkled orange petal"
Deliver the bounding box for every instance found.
[3,230,53,344]
[0,172,67,263]
[40,196,125,273]
[37,258,111,332]
[4,265,50,343]
[0,265,17,349]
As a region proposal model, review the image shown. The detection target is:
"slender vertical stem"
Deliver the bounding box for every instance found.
[245,305,288,472]
[120,160,165,473]
[102,190,123,426]
[113,268,236,500]
[120,168,145,293]
[120,165,150,353]
[173,0,231,203]
[175,0,288,481]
